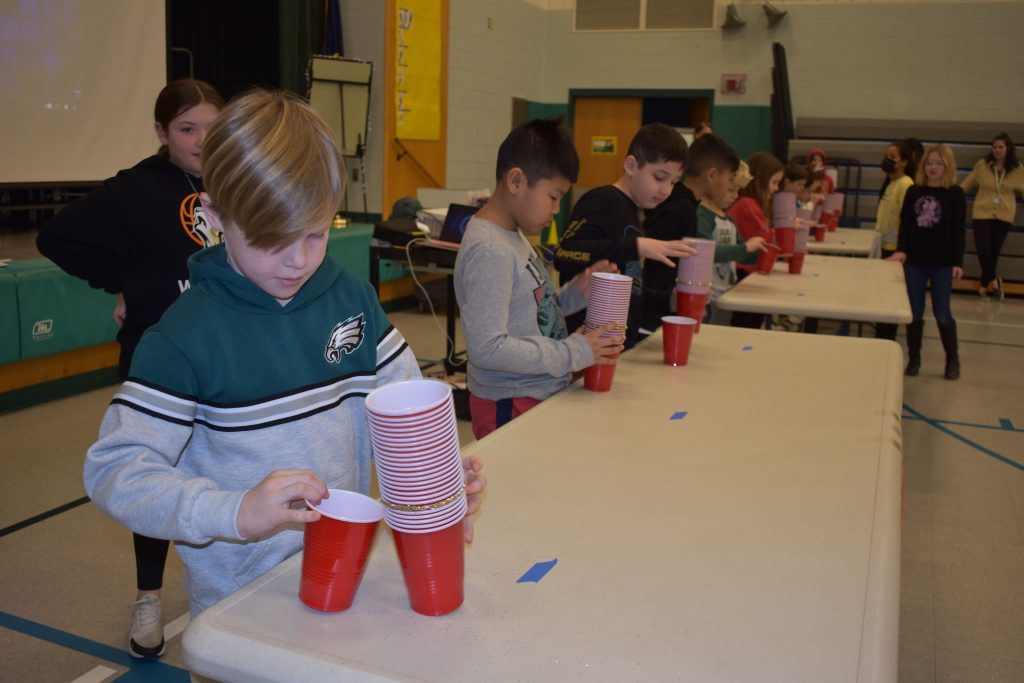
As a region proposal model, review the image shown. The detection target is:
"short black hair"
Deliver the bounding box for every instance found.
[686,134,740,177]
[626,123,688,168]
[496,117,579,184]
[783,162,810,183]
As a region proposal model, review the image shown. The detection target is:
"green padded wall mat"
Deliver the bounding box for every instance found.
[12,260,119,360]
[327,223,408,282]
[0,269,18,364]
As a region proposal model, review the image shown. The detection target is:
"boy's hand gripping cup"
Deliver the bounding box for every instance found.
[300,490,385,612]
[661,316,697,366]
[756,243,781,275]
[583,273,632,392]
[365,379,467,616]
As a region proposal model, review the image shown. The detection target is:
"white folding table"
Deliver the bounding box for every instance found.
[806,227,881,258]
[716,255,912,324]
[183,325,903,683]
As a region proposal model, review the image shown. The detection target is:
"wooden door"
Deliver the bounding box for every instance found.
[572,97,643,190]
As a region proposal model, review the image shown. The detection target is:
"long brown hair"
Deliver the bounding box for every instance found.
[155,79,224,157]
[739,152,784,218]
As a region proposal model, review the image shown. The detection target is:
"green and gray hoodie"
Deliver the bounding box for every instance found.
[84,244,419,614]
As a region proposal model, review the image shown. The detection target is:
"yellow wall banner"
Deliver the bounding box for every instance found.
[396,0,441,140]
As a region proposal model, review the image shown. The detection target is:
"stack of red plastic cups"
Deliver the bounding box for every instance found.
[365,379,467,615]
[772,192,798,255]
[674,238,714,333]
[583,272,632,391]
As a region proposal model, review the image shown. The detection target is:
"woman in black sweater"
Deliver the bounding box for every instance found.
[888,144,966,380]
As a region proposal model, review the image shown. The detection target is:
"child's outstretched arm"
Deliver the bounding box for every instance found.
[85,332,265,546]
[237,469,328,539]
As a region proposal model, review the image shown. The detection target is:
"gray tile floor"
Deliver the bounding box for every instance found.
[1,294,1023,682]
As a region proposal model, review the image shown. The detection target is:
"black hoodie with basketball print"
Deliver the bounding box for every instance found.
[38,155,220,378]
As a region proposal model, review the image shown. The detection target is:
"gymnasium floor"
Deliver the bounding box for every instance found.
[1,296,1022,682]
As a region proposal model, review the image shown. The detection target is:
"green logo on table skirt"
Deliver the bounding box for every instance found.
[32,319,54,341]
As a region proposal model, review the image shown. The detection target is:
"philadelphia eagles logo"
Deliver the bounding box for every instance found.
[324,314,366,363]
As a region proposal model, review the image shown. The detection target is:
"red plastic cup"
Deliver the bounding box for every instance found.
[775,227,795,255]
[584,352,619,392]
[661,316,697,366]
[814,226,826,242]
[788,252,806,275]
[756,244,780,274]
[675,290,708,332]
[300,490,384,612]
[391,521,464,616]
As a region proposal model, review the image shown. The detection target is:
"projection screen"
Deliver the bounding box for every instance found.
[0,0,167,183]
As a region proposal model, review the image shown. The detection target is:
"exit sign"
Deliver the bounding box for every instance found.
[721,74,746,94]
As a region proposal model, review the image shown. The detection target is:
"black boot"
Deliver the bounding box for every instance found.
[904,320,923,376]
[937,322,960,380]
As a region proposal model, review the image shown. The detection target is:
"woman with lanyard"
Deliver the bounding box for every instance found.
[961,133,1024,299]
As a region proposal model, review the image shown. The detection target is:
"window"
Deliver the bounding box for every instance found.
[574,0,716,31]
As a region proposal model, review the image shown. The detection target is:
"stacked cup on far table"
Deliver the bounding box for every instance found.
[812,203,826,242]
[583,272,632,392]
[791,208,812,275]
[675,238,714,333]
[823,192,844,232]
[365,379,467,616]
[772,192,798,255]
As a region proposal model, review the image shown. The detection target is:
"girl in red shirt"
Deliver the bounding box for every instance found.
[728,152,784,328]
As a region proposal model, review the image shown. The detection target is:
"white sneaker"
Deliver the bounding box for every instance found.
[128,595,166,658]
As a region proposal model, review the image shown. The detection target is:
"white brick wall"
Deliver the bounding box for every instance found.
[337,1,1024,210]
[446,0,547,190]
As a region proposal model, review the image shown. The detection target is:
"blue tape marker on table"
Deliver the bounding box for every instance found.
[670,411,687,421]
[742,345,753,351]
[518,559,557,583]
[1000,418,1015,430]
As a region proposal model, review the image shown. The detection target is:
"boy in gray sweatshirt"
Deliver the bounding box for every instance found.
[83,91,486,622]
[454,119,622,439]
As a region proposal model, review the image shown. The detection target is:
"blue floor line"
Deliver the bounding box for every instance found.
[900,414,1024,434]
[0,611,189,681]
[902,403,1024,474]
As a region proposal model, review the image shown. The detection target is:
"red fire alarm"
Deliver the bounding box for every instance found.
[721,74,746,94]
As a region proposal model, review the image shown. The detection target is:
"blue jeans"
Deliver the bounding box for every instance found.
[904,263,955,324]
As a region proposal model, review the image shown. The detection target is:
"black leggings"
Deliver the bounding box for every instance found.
[730,269,767,329]
[134,533,169,592]
[973,218,1011,287]
[875,248,898,340]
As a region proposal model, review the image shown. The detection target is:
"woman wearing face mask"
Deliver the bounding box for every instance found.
[961,133,1024,299]
[873,141,915,339]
